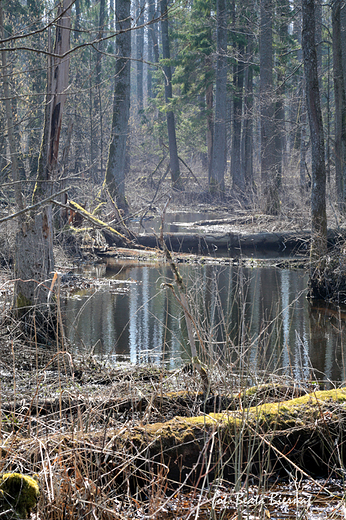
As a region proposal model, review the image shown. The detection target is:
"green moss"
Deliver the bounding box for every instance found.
[15,293,32,309]
[212,387,346,430]
[0,473,39,519]
[141,388,346,435]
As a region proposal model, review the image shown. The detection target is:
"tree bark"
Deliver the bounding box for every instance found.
[231,42,245,192]
[260,0,279,214]
[274,0,289,188]
[209,0,227,194]
[94,0,106,181]
[105,0,131,212]
[242,39,254,188]
[301,0,327,260]
[341,2,346,88]
[206,58,214,178]
[160,0,182,190]
[332,1,346,215]
[136,0,144,112]
[147,0,154,99]
[14,0,71,312]
[0,5,24,214]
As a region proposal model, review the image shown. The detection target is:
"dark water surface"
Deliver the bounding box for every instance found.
[62,260,346,383]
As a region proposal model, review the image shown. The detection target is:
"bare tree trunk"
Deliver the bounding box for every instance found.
[260,0,279,214]
[231,42,245,193]
[209,0,227,194]
[160,0,182,190]
[147,0,154,99]
[136,0,145,112]
[315,0,322,86]
[147,0,159,99]
[299,91,308,193]
[95,0,106,181]
[274,0,289,188]
[0,5,24,214]
[302,0,327,260]
[242,39,254,188]
[332,0,346,215]
[105,0,131,212]
[206,58,214,178]
[341,2,346,88]
[15,0,71,312]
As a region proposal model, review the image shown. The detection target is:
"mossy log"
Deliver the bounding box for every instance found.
[19,387,346,492]
[0,383,304,420]
[108,387,346,487]
[0,473,39,519]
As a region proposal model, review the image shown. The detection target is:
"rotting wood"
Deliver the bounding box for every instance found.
[102,386,346,484]
[14,387,346,490]
[1,383,305,419]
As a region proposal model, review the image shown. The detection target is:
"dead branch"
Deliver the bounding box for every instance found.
[0,187,69,224]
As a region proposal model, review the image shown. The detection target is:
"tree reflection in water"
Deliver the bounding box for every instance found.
[62,262,346,383]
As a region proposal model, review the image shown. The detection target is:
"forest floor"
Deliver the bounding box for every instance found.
[1,344,346,519]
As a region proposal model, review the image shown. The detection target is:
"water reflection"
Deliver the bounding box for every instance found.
[62,262,346,382]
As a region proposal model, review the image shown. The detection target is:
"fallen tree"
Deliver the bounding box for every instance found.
[5,386,346,497]
[136,229,345,255]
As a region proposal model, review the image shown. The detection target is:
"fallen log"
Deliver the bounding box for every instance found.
[1,383,304,420]
[107,387,346,487]
[136,229,345,254]
[12,387,346,493]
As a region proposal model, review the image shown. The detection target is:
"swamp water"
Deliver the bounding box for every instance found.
[63,259,346,384]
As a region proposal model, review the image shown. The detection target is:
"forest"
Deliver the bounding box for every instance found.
[2,0,346,519]
[1,0,346,305]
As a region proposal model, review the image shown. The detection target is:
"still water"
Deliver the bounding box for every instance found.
[62,260,346,383]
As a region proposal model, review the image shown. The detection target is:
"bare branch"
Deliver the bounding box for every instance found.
[0,188,69,224]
